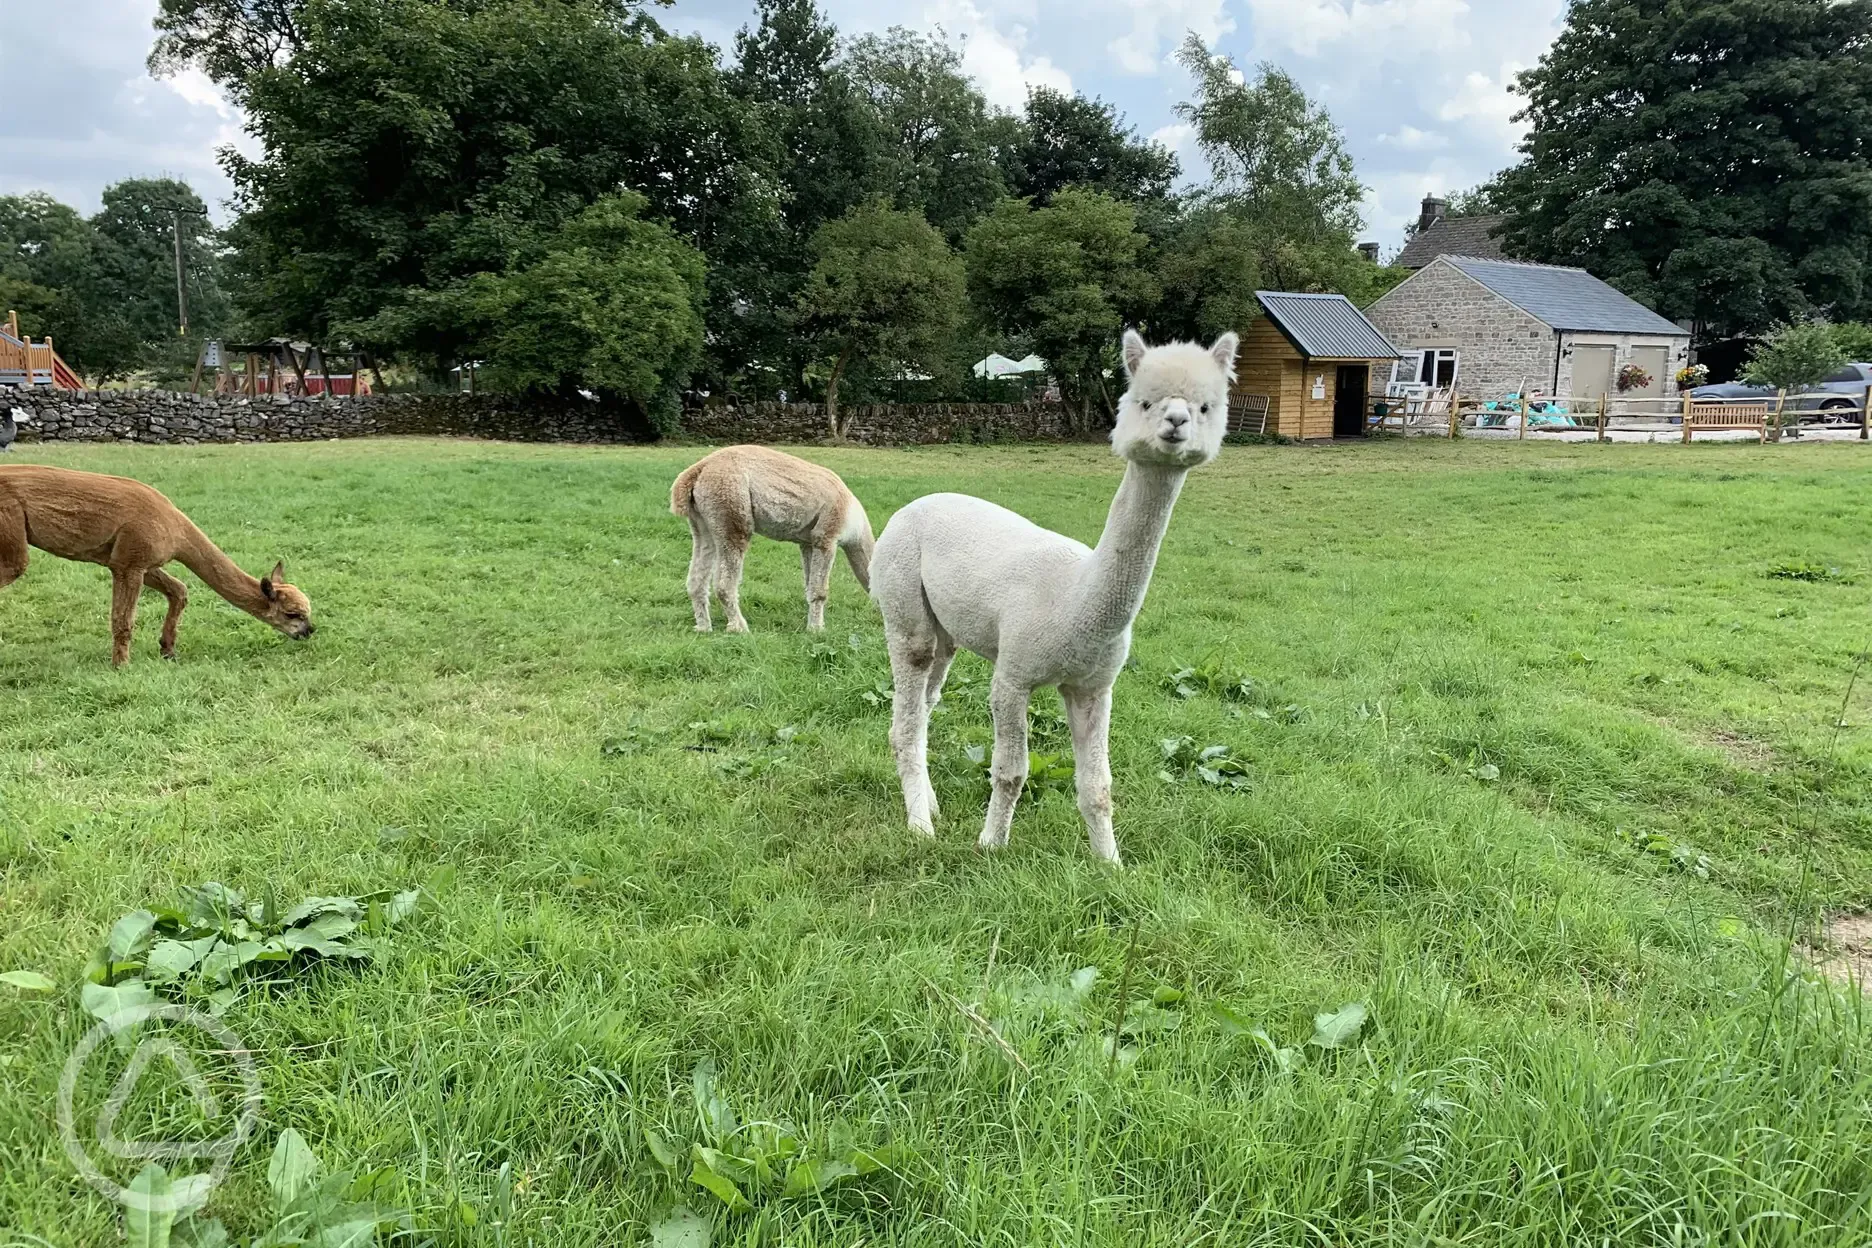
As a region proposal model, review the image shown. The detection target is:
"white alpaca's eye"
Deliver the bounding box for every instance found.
[1141,400,1152,410]
[1200,404,1210,414]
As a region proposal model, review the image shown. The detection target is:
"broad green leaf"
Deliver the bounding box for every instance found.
[275,930,344,956]
[81,978,156,1023]
[644,1127,683,1174]
[306,1217,380,1248]
[847,1141,916,1175]
[182,883,245,929]
[110,910,160,961]
[143,940,204,985]
[280,897,363,928]
[126,1164,179,1248]
[301,912,359,942]
[1066,967,1099,1000]
[691,1059,737,1140]
[385,889,420,925]
[268,1128,321,1207]
[692,1146,754,1184]
[782,1158,857,1198]
[204,988,238,1016]
[0,970,55,993]
[1308,1002,1369,1050]
[1151,986,1184,1006]
[689,1155,751,1213]
[1198,744,1231,763]
[1209,1002,1255,1035]
[648,1204,712,1248]
[176,1219,231,1248]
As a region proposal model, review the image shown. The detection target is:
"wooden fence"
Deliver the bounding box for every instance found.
[1370,385,1872,443]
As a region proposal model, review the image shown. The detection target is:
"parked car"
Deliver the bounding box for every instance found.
[1690,363,1872,421]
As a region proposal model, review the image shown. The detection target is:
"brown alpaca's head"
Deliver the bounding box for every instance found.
[258,562,315,640]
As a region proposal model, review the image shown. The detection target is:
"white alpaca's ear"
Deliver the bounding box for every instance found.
[1121,329,1148,378]
[1209,332,1240,380]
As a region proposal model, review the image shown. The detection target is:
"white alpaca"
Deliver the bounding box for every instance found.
[670,445,874,633]
[871,329,1238,865]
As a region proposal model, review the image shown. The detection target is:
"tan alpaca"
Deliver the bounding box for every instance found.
[670,446,873,632]
[0,465,314,666]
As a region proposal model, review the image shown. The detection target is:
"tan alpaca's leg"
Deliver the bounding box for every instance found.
[979,674,1031,852]
[686,518,715,632]
[714,538,750,633]
[143,569,190,660]
[801,543,833,631]
[887,628,939,835]
[1064,684,1119,866]
[109,568,143,667]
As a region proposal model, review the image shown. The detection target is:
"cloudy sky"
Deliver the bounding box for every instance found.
[0,0,1566,250]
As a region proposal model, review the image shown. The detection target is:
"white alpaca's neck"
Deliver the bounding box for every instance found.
[1070,459,1187,640]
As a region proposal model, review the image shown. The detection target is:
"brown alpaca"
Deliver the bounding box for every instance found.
[0,465,314,666]
[670,446,874,632]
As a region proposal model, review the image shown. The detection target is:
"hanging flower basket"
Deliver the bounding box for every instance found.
[1675,364,1709,389]
[1616,363,1653,393]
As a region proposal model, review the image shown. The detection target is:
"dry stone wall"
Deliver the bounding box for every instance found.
[0,385,1080,448]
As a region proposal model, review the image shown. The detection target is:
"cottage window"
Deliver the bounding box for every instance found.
[1391,349,1458,392]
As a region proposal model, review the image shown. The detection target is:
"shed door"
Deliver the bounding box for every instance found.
[1572,345,1616,403]
[1628,346,1668,399]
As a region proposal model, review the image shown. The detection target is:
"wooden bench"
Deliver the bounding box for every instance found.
[1683,399,1770,443]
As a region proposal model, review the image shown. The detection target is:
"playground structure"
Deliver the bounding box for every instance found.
[0,311,82,390]
[191,339,374,398]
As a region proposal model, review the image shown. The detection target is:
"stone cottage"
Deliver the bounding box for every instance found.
[1395,197,1510,270]
[1363,255,1693,406]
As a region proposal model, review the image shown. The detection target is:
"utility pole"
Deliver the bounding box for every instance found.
[170,207,209,336]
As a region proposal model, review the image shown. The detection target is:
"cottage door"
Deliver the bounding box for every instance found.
[1628,346,1668,398]
[1333,365,1367,436]
[1571,345,1617,404]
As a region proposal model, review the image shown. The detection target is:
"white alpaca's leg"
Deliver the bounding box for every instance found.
[714,538,750,633]
[921,636,955,817]
[979,675,1031,852]
[888,632,939,834]
[801,543,833,632]
[1064,684,1119,866]
[687,518,715,632]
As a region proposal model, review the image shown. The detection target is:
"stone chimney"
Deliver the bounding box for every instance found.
[1357,242,1380,263]
[1418,195,1448,235]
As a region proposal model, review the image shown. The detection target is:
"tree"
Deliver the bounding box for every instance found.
[727,0,882,395]
[1741,320,1850,394]
[965,188,1155,431]
[797,201,965,436]
[460,195,705,432]
[223,0,777,383]
[1164,37,1376,308]
[150,0,309,100]
[1495,0,1872,342]
[90,179,231,375]
[844,28,1016,238]
[1006,88,1178,209]
[1832,323,1872,362]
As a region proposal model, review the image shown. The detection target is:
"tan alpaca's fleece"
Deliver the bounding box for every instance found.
[671,445,873,633]
[0,465,314,666]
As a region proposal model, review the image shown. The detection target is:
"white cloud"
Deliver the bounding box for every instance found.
[1242,0,1472,59]
[928,0,1073,109]
[1436,65,1528,148]
[1106,0,1233,76]
[1378,125,1449,151]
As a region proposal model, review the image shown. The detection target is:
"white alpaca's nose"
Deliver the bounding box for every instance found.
[1158,399,1191,441]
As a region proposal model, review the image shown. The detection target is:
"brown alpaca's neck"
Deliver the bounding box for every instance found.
[177,526,269,618]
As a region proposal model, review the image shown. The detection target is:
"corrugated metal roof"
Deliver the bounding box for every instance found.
[1254,292,1400,360]
[1444,256,1688,336]
[1398,214,1510,268]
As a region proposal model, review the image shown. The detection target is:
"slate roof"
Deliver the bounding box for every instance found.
[1443,256,1688,336]
[1255,292,1399,360]
[1397,214,1509,268]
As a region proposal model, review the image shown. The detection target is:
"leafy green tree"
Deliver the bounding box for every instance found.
[845,28,1017,238]
[1741,320,1850,394]
[1830,322,1872,362]
[150,0,309,100]
[90,179,231,376]
[462,195,705,432]
[1006,88,1178,209]
[965,188,1155,431]
[797,200,965,436]
[222,0,776,383]
[1494,0,1872,341]
[727,0,882,395]
[1166,37,1375,305]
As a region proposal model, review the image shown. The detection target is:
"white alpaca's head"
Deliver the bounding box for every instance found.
[1110,329,1239,468]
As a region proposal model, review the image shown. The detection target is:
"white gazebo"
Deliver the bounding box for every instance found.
[972,353,1047,380]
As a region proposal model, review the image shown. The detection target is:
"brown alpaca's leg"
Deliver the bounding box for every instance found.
[0,501,26,589]
[109,569,143,667]
[144,569,189,660]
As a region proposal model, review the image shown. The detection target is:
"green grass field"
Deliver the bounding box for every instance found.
[3,435,1872,1246]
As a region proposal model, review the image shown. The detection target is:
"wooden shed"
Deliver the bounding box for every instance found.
[1232,292,1400,439]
